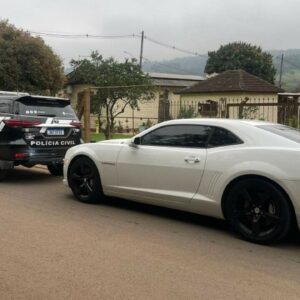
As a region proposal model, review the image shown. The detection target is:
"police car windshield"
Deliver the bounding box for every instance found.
[16,97,77,119]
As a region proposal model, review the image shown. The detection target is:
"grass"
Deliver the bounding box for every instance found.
[91,132,133,142]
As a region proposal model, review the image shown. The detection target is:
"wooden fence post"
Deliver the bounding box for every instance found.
[83,89,91,143]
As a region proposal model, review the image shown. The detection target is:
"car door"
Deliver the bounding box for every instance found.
[116,124,212,204]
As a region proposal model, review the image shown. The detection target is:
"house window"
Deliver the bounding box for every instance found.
[198,100,218,117]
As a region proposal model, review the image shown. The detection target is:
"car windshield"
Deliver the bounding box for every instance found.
[16,97,77,119]
[257,124,300,143]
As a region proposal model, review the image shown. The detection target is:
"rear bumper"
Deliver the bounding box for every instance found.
[281,180,300,230]
[0,145,69,166]
[15,148,68,165]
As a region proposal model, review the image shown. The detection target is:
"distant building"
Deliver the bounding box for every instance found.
[65,72,204,131]
[179,69,284,121]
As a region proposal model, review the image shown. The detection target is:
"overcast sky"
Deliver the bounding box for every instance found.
[2,0,300,66]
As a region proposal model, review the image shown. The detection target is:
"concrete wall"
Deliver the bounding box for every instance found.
[65,84,182,132]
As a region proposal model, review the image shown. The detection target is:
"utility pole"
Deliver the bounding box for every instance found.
[279,53,284,88]
[139,30,144,70]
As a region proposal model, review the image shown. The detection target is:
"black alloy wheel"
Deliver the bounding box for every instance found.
[225,178,293,244]
[68,157,103,203]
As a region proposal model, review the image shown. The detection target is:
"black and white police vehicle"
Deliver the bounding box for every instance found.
[0,91,82,179]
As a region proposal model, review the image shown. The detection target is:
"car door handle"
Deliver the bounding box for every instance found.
[184,156,201,163]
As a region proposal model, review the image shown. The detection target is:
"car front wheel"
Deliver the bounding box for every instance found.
[225,178,293,244]
[68,157,103,203]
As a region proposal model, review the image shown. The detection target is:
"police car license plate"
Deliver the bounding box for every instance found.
[47,129,64,136]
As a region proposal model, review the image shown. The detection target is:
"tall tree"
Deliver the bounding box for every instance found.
[69,52,155,139]
[205,42,276,83]
[0,20,65,94]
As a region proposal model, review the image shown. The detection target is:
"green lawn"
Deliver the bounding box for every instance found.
[91,133,133,142]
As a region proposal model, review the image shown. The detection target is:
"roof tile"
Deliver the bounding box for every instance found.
[180,70,283,94]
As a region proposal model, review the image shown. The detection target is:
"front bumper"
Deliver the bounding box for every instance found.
[280,179,300,229]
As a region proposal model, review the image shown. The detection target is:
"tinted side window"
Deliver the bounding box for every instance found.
[0,100,11,113]
[141,125,212,148]
[208,127,243,147]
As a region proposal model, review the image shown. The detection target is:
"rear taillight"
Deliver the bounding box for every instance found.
[70,121,82,128]
[4,120,41,128]
[14,153,29,159]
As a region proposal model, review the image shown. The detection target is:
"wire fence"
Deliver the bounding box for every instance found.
[92,95,300,134]
[159,97,300,128]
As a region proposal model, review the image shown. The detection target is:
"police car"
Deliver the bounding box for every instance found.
[0,91,82,179]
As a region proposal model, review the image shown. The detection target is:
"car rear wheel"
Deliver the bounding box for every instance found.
[68,157,103,203]
[225,178,293,244]
[47,163,64,176]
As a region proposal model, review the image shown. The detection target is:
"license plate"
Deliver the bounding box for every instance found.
[47,129,64,136]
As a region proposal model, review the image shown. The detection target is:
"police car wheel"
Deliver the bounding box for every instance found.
[68,156,103,203]
[0,169,8,181]
[47,163,63,176]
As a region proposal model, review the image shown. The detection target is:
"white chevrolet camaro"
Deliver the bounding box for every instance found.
[63,119,300,244]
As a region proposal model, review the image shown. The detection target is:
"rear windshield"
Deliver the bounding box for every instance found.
[16,97,77,119]
[257,125,300,143]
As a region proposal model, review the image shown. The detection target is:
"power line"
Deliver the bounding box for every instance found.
[29,30,203,57]
[30,31,138,39]
[144,35,205,57]
[123,51,192,74]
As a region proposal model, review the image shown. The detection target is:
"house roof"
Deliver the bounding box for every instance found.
[148,72,204,88]
[180,69,283,94]
[148,72,204,81]
[152,78,203,88]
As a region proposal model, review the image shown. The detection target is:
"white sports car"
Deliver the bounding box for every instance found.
[63,119,300,244]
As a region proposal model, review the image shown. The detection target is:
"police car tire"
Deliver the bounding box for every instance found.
[0,169,8,181]
[47,163,63,176]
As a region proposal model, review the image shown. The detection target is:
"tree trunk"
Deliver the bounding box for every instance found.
[104,103,110,139]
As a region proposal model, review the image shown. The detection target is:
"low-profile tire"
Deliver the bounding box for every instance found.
[224,178,293,244]
[68,156,103,203]
[47,163,64,176]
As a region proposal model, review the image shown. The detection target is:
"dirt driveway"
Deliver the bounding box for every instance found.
[0,166,300,299]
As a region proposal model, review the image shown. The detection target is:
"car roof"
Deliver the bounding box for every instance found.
[137,118,300,148]
[160,118,276,127]
[0,95,70,102]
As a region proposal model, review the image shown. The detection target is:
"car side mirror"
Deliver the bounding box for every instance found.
[129,137,141,148]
